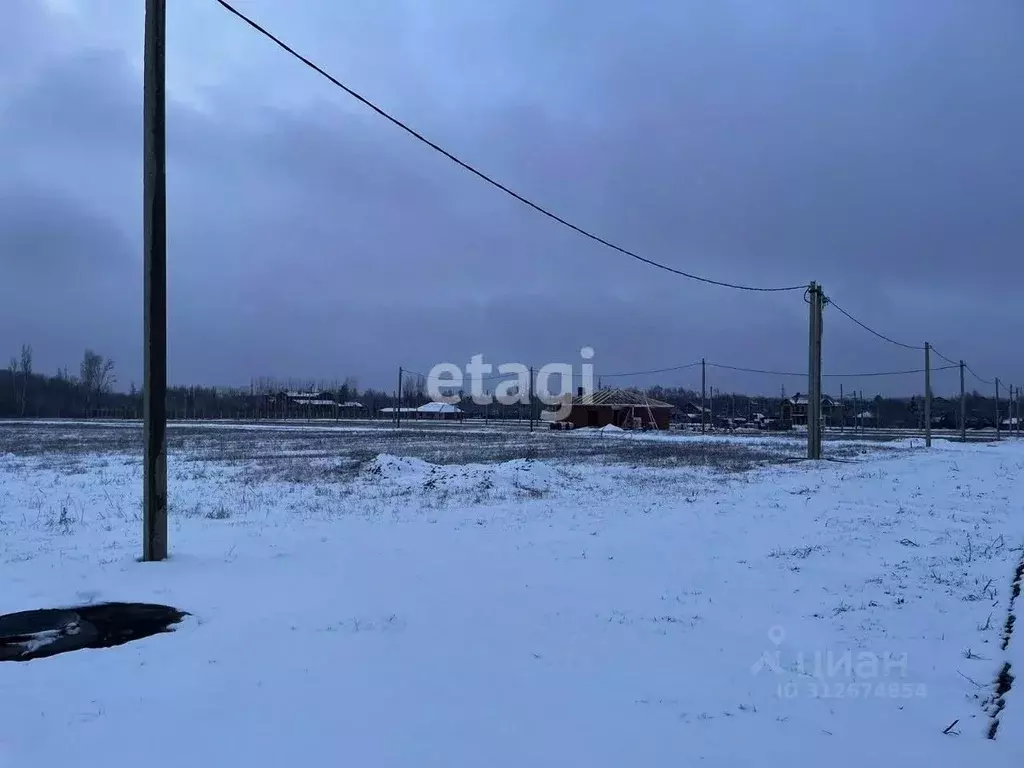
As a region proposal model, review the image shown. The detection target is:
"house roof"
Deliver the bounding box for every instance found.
[340,401,365,408]
[788,394,836,406]
[571,388,673,409]
[417,401,463,413]
[284,390,325,399]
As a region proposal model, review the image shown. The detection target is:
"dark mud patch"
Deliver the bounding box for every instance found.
[0,602,187,662]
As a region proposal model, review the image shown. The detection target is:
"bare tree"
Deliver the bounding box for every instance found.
[80,349,116,412]
[19,344,32,417]
[401,372,427,405]
[7,356,17,415]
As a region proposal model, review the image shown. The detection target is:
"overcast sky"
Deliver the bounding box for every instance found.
[1,0,1021,396]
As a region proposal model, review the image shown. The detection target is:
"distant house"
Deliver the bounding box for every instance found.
[379,402,463,421]
[416,402,463,420]
[678,402,710,425]
[553,387,673,430]
[783,393,837,427]
[379,406,417,420]
[338,401,366,416]
[283,390,334,405]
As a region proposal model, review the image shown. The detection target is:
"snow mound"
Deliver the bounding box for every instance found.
[890,437,965,451]
[360,454,433,479]
[573,424,627,437]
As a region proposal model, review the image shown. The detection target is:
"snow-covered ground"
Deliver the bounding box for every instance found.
[1,423,1022,766]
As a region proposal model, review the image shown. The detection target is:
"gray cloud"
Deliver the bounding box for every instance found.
[1,0,1021,395]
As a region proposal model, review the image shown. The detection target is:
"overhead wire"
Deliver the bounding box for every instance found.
[707,362,957,378]
[929,345,960,367]
[212,0,808,293]
[598,361,702,378]
[213,0,1015,390]
[824,296,925,351]
[965,364,995,386]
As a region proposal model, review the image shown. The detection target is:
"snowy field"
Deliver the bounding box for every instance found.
[1,421,1022,766]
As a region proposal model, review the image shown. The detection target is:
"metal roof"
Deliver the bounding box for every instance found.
[571,388,674,408]
[417,401,463,413]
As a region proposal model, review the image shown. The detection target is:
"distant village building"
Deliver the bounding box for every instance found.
[379,402,464,421]
[416,402,463,420]
[782,393,837,427]
[552,387,673,430]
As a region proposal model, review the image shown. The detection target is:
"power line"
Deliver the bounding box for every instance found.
[707,362,957,378]
[929,345,959,367]
[965,364,995,386]
[599,361,702,378]
[212,0,808,293]
[823,366,958,378]
[707,363,804,377]
[825,297,925,351]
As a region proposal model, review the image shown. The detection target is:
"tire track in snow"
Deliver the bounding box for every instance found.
[987,551,1024,739]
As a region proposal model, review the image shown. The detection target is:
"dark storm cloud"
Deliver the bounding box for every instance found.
[1,0,1022,394]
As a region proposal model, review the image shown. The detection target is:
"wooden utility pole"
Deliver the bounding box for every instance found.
[924,342,932,448]
[396,367,403,428]
[995,378,1001,440]
[701,358,706,434]
[807,282,823,459]
[142,0,167,562]
[959,361,967,443]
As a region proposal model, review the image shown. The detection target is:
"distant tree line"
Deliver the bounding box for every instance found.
[0,345,414,420]
[0,343,1012,426]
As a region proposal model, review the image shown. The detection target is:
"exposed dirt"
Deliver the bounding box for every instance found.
[0,602,187,662]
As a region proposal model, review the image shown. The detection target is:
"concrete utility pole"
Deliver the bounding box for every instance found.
[959,360,967,443]
[995,378,1001,440]
[701,358,706,435]
[806,282,823,459]
[142,0,168,562]
[839,382,844,434]
[528,366,534,432]
[1010,385,1016,438]
[396,367,403,429]
[1011,385,1019,438]
[924,342,932,448]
